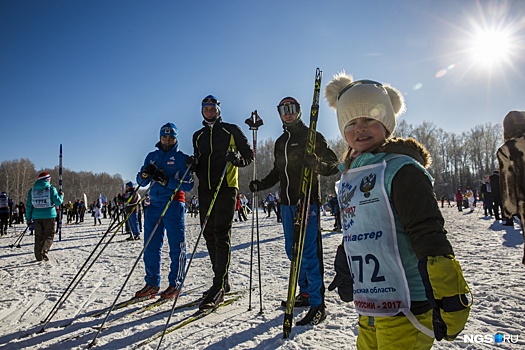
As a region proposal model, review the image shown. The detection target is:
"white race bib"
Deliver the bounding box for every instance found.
[338,161,411,316]
[31,188,53,208]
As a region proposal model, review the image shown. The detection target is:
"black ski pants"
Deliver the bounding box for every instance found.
[198,186,237,289]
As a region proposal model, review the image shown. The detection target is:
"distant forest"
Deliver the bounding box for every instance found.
[1,119,503,205]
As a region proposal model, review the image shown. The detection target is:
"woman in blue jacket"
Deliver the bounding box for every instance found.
[25,172,64,261]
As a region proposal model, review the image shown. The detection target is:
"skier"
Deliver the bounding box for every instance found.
[25,172,64,261]
[185,95,254,310]
[265,192,277,218]
[0,191,13,235]
[135,122,194,300]
[249,96,339,326]
[324,72,470,348]
[497,110,525,263]
[120,182,141,240]
[464,186,475,212]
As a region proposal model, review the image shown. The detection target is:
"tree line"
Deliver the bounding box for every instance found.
[0,158,125,206]
[0,120,503,206]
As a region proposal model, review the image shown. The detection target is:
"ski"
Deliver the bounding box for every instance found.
[94,297,193,330]
[96,288,244,330]
[136,295,241,348]
[283,68,322,339]
[88,283,204,319]
[88,295,155,318]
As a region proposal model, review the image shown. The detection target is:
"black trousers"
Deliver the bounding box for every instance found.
[199,186,237,289]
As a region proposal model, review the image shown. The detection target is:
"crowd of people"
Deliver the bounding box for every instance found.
[4,83,524,349]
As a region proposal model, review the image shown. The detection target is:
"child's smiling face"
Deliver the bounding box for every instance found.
[344,117,387,153]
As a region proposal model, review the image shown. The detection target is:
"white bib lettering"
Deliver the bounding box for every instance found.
[31,188,53,208]
[338,161,411,316]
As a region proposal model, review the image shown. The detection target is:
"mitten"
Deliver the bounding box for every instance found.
[249,180,262,193]
[327,244,353,302]
[140,163,157,179]
[152,169,169,186]
[225,151,242,166]
[418,255,472,341]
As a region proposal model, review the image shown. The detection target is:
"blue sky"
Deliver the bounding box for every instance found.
[1,0,524,183]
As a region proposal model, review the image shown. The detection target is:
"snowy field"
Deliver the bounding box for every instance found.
[1,205,524,350]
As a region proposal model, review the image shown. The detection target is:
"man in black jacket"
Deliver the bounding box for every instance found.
[187,95,254,310]
[249,96,339,326]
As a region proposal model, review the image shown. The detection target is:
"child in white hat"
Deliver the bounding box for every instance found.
[324,72,471,349]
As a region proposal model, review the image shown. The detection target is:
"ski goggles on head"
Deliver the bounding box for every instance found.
[277,102,299,116]
[337,79,384,100]
[202,97,220,106]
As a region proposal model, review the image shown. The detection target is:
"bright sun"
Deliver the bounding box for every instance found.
[470,29,511,66]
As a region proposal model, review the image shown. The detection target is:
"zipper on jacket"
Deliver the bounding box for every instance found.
[284,129,291,205]
[207,125,213,190]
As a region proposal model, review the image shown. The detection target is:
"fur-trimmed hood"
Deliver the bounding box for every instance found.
[376,137,432,169]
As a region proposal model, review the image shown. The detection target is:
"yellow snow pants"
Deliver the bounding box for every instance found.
[356,310,434,350]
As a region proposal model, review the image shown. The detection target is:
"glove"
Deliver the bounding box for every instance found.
[418,255,471,341]
[58,190,63,196]
[327,244,354,302]
[303,153,326,173]
[152,169,169,186]
[185,156,198,172]
[249,180,262,193]
[140,163,157,179]
[27,220,33,227]
[225,151,242,166]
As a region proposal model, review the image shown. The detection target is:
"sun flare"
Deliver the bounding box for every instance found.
[470,29,511,66]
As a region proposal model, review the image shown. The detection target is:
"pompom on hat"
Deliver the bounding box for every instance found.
[37,172,51,180]
[502,110,525,141]
[324,71,406,140]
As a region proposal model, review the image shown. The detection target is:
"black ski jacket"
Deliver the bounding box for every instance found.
[192,117,254,191]
[257,120,339,206]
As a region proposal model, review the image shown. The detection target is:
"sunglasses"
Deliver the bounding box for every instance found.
[337,80,383,100]
[202,97,220,106]
[277,102,299,116]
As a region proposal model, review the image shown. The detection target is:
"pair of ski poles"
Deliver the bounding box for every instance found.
[39,178,152,333]
[8,223,32,248]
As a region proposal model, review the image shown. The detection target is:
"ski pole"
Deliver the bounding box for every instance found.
[9,225,30,248]
[58,144,63,241]
[155,162,228,350]
[245,110,264,313]
[40,191,150,332]
[39,179,149,332]
[89,166,192,348]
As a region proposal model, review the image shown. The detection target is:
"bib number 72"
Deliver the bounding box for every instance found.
[350,254,386,283]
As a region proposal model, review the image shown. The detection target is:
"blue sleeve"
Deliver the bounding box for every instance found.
[166,152,194,192]
[26,189,33,221]
[51,186,64,206]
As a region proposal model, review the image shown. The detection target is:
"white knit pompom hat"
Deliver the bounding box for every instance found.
[324,71,406,139]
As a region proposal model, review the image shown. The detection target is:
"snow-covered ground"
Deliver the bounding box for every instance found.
[1,205,524,350]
